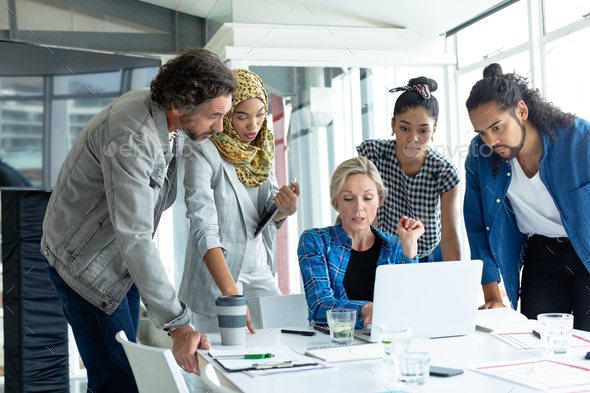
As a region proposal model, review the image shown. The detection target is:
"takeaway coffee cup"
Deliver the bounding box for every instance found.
[216,295,248,345]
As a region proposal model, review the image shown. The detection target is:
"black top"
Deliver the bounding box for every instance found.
[342,235,383,302]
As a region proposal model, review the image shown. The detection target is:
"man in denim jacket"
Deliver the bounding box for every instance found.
[41,48,236,392]
[464,63,590,332]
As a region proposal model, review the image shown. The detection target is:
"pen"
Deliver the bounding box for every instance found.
[586,352,590,360]
[313,325,331,335]
[281,329,316,336]
[214,353,274,359]
[253,361,319,370]
[532,330,541,339]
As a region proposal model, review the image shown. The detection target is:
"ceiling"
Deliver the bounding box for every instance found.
[0,40,161,76]
[136,0,506,36]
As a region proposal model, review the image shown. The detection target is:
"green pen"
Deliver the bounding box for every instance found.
[214,353,274,359]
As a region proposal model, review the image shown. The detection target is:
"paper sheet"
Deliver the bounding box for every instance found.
[491,332,590,350]
[472,359,590,392]
[207,345,334,377]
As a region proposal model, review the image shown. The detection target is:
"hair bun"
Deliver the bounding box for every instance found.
[483,63,503,78]
[407,76,437,93]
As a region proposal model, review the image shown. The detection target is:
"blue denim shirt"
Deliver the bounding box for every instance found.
[464,118,590,309]
[298,222,417,329]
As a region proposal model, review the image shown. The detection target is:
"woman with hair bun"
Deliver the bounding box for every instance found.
[464,63,590,331]
[357,77,461,262]
[298,157,424,328]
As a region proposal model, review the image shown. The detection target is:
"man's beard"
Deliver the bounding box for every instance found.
[179,114,215,142]
[492,120,526,160]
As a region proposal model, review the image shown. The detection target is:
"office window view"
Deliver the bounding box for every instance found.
[0,68,159,187]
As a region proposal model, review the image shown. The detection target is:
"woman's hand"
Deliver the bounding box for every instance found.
[359,302,373,325]
[275,181,300,217]
[246,307,256,334]
[397,216,425,259]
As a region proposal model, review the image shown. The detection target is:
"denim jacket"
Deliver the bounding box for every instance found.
[464,118,590,309]
[41,88,189,330]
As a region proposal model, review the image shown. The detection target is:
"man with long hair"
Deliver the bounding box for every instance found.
[464,63,589,331]
[41,48,237,391]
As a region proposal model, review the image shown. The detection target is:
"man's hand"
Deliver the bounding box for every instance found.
[478,301,506,310]
[169,325,211,375]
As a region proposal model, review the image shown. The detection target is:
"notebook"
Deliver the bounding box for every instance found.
[475,308,535,333]
[355,260,483,341]
[304,342,384,363]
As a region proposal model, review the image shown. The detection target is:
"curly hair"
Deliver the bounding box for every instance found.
[466,63,576,178]
[393,76,440,124]
[150,48,237,113]
[466,63,576,141]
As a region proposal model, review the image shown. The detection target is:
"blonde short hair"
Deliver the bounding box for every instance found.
[330,156,387,214]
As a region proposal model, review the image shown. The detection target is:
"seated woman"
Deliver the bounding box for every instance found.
[179,69,299,334]
[298,156,424,328]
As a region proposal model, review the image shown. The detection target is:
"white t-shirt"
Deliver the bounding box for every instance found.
[506,158,567,237]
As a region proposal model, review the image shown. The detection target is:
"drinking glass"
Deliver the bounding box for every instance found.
[394,338,431,386]
[538,313,573,354]
[326,309,356,345]
[376,324,411,364]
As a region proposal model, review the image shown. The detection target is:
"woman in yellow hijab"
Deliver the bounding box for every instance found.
[180,69,300,339]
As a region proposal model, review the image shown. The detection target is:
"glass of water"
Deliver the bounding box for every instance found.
[394,338,431,386]
[538,313,573,354]
[326,309,356,345]
[377,324,411,364]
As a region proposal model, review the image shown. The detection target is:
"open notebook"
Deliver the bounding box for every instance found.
[305,342,384,363]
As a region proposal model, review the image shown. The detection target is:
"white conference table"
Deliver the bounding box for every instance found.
[197,326,590,393]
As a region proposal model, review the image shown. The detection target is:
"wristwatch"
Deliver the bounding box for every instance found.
[165,326,179,336]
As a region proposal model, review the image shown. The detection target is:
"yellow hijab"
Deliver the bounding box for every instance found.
[211,69,274,188]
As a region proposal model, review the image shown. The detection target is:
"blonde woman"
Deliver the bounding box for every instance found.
[298,157,424,328]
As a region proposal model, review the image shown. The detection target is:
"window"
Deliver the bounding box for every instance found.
[0,100,44,186]
[456,1,528,68]
[0,76,43,97]
[545,27,590,120]
[544,0,590,33]
[54,71,122,95]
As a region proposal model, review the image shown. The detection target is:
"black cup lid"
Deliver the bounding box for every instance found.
[215,295,248,306]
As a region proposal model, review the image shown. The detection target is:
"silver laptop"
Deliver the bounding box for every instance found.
[355,260,483,341]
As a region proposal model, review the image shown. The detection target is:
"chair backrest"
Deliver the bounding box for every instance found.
[201,363,239,393]
[257,294,309,329]
[115,330,188,393]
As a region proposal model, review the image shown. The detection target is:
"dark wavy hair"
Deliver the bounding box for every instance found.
[393,76,439,124]
[466,63,576,142]
[150,48,237,113]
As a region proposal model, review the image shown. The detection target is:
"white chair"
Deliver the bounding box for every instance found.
[257,294,309,329]
[115,330,188,393]
[201,363,240,392]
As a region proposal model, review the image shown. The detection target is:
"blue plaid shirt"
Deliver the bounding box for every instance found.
[298,222,417,329]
